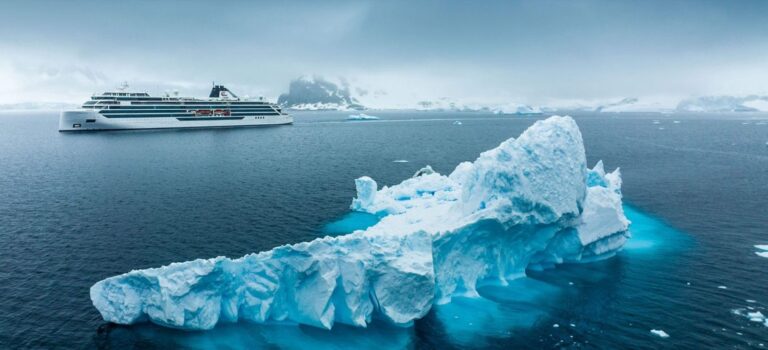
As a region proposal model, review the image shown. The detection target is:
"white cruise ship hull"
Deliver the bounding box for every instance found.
[59,110,293,131]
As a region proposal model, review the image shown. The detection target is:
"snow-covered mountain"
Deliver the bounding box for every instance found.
[276,76,547,113]
[676,95,768,112]
[413,98,543,114]
[546,97,676,113]
[596,97,677,113]
[277,76,365,111]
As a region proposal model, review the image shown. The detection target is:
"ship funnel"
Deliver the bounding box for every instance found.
[209,85,238,99]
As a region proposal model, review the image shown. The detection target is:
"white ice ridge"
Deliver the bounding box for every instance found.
[90,116,630,331]
[347,113,380,120]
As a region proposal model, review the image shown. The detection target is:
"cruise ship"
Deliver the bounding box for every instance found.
[59,83,292,131]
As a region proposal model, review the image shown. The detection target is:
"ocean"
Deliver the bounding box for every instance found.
[0,110,766,349]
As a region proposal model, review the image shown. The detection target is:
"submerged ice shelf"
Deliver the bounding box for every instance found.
[90,116,630,331]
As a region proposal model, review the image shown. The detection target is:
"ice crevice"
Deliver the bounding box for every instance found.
[90,116,630,330]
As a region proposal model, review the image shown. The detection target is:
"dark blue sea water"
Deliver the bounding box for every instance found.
[0,110,766,349]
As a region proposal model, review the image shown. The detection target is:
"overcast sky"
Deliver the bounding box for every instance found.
[1,0,767,105]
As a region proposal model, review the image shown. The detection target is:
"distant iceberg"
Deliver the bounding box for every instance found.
[90,116,629,331]
[347,113,380,121]
[492,104,543,115]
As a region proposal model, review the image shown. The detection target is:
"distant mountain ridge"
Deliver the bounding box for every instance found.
[676,95,768,112]
[0,102,78,110]
[277,77,364,110]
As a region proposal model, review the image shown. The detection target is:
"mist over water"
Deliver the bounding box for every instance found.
[0,111,766,348]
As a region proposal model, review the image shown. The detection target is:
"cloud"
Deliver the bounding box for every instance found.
[1,0,767,104]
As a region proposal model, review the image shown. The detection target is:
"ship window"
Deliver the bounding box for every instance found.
[72,124,81,128]
[86,119,96,123]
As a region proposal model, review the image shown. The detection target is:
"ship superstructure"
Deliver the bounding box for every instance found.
[59,83,292,131]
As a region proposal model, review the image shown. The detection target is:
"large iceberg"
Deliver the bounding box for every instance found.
[90,116,630,331]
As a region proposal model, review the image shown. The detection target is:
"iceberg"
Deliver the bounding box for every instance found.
[492,103,543,115]
[90,116,630,331]
[347,113,380,121]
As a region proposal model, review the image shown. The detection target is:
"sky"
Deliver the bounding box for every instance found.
[1,0,767,106]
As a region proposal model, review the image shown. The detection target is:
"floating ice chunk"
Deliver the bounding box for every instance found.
[733,308,768,327]
[90,116,630,331]
[650,329,670,338]
[347,113,380,121]
[756,244,768,258]
[748,311,765,322]
[718,285,728,289]
[453,121,463,125]
[392,160,409,163]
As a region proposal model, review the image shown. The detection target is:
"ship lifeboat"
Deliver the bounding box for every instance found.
[194,110,212,116]
[213,109,230,116]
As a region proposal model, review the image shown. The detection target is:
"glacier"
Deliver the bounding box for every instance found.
[90,115,630,331]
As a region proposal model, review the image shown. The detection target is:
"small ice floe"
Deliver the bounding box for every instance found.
[652,120,661,124]
[658,127,665,130]
[347,113,380,121]
[718,285,728,289]
[733,308,768,327]
[673,120,681,124]
[650,329,670,338]
[746,300,757,303]
[553,324,560,328]
[392,160,409,163]
[742,122,751,125]
[569,323,576,327]
[453,120,463,125]
[756,245,768,258]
